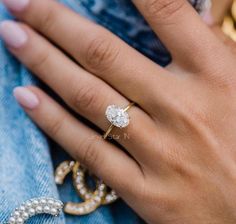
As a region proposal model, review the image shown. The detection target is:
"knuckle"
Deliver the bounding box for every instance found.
[145,0,185,21]
[85,34,119,72]
[71,84,105,113]
[138,181,174,212]
[45,115,65,138]
[79,137,101,168]
[29,50,50,72]
[36,5,56,33]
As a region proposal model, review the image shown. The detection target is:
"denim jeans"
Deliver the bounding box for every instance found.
[0,0,208,223]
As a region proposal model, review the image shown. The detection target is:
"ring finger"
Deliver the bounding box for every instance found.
[0,21,158,161]
[13,86,143,198]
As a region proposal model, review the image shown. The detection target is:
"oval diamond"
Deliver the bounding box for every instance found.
[105,105,130,128]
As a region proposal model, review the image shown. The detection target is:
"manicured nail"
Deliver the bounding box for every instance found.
[13,87,39,109]
[2,0,29,12]
[0,21,28,48]
[202,10,214,26]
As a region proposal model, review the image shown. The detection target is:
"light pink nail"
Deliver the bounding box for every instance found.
[13,87,39,109]
[2,0,29,12]
[0,21,28,48]
[202,10,214,26]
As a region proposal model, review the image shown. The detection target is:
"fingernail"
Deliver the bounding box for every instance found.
[202,10,214,26]
[2,0,29,12]
[0,21,28,48]
[13,87,39,109]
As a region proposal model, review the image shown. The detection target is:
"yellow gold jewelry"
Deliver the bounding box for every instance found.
[54,102,134,215]
[72,162,107,202]
[55,161,106,215]
[64,162,107,215]
[72,162,118,205]
[222,0,236,41]
[55,161,75,185]
[103,102,135,139]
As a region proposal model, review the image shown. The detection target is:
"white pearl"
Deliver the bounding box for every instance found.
[13,211,20,217]
[28,208,35,216]
[80,188,86,195]
[8,197,63,224]
[9,217,16,224]
[18,206,26,212]
[94,196,101,203]
[98,191,105,197]
[54,201,62,209]
[25,202,32,208]
[50,208,58,216]
[78,207,84,213]
[40,199,47,204]
[90,200,96,206]
[99,184,105,190]
[16,217,24,224]
[36,206,43,213]
[32,200,39,206]
[21,212,29,220]
[43,206,50,213]
[76,184,83,189]
[57,170,63,176]
[48,199,54,205]
[85,194,91,200]
[85,204,91,211]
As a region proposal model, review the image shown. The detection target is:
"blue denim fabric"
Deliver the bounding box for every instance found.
[0,0,207,223]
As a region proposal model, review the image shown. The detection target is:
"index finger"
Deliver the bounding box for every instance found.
[132,0,224,70]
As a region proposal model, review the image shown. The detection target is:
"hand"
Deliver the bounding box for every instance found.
[1,0,236,223]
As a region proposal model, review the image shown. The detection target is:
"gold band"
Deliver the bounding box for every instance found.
[103,102,135,140]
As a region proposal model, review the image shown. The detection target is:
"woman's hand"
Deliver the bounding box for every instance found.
[1,0,236,223]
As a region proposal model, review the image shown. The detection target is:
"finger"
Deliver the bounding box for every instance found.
[131,0,226,70]
[1,0,183,109]
[0,21,157,162]
[211,26,236,55]
[13,86,143,196]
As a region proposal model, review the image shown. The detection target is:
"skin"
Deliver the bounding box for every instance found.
[2,0,236,223]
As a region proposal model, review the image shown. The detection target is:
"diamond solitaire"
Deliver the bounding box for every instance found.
[105,105,130,128]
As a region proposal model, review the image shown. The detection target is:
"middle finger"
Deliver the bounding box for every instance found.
[0,21,158,162]
[2,0,182,112]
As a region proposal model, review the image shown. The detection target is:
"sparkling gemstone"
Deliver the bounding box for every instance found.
[106,105,130,128]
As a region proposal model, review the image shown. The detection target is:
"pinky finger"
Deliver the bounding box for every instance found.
[13,86,142,197]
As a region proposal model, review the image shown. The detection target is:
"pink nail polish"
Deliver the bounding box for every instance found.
[2,0,29,12]
[0,21,28,48]
[13,87,39,109]
[202,10,214,26]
